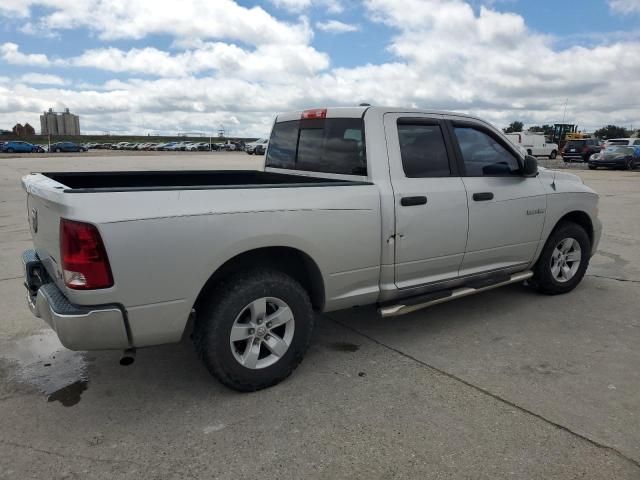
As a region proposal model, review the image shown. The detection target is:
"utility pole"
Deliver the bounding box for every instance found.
[561,98,568,124]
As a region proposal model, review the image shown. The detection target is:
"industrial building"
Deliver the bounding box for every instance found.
[40,108,80,135]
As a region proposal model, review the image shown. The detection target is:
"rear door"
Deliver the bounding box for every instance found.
[448,120,547,276]
[384,113,469,289]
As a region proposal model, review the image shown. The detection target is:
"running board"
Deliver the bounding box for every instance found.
[378,270,534,318]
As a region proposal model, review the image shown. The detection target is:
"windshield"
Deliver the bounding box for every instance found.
[604,146,634,155]
[266,118,367,176]
[607,140,628,145]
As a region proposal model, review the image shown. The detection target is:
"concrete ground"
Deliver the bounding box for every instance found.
[0,152,638,479]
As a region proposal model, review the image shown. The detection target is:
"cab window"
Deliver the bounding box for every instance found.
[453,126,520,176]
[397,123,451,177]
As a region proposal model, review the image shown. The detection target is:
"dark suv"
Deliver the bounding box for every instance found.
[562,138,602,162]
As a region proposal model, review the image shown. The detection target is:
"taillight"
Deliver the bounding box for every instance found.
[301,108,327,120]
[60,219,113,290]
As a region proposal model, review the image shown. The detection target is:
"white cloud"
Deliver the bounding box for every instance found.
[0,42,50,66]
[0,0,639,136]
[609,0,640,14]
[20,73,67,85]
[67,43,329,79]
[270,0,343,13]
[5,0,311,46]
[316,20,359,33]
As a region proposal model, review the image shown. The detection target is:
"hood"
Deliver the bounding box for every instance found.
[536,166,596,195]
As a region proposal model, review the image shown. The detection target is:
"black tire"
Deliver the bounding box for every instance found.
[533,221,590,295]
[588,164,597,170]
[193,268,315,392]
[527,149,533,156]
[7,148,14,153]
[549,150,557,159]
[55,148,61,153]
[626,159,634,171]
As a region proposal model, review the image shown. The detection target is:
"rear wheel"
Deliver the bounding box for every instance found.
[533,221,590,295]
[626,159,635,171]
[55,148,61,153]
[7,148,14,153]
[193,269,315,392]
[549,150,557,159]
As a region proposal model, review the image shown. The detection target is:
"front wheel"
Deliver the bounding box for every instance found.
[193,269,315,392]
[55,148,61,153]
[533,221,590,295]
[588,164,597,170]
[7,148,15,153]
[626,159,635,171]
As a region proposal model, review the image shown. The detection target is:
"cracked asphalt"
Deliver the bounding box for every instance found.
[0,152,639,479]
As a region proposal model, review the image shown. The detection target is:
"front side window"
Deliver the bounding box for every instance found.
[397,123,451,177]
[266,118,366,175]
[453,126,520,176]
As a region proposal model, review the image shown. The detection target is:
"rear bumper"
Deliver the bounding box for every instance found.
[23,250,130,351]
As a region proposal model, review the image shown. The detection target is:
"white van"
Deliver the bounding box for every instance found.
[506,132,559,159]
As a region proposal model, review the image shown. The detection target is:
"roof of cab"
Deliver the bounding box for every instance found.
[275,106,487,124]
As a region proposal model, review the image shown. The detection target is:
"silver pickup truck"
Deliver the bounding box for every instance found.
[22,106,601,391]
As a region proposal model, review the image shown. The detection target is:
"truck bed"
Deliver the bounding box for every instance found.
[42,170,367,193]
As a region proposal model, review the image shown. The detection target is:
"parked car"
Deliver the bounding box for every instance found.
[112,142,129,150]
[21,106,601,392]
[254,141,268,155]
[50,141,87,153]
[562,138,602,162]
[588,145,640,170]
[1,141,37,153]
[33,144,47,153]
[602,138,640,148]
[246,138,269,155]
[505,133,558,159]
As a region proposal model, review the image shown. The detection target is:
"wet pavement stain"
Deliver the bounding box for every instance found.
[0,330,89,406]
[47,380,88,407]
[328,341,360,352]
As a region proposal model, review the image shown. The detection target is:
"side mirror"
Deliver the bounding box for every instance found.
[522,155,538,177]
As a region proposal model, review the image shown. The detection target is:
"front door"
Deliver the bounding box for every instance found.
[384,113,469,289]
[448,121,547,276]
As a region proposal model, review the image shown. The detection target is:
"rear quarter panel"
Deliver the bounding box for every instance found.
[54,184,382,346]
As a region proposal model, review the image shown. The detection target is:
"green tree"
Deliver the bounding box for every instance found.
[593,125,631,139]
[503,121,524,134]
[528,124,554,136]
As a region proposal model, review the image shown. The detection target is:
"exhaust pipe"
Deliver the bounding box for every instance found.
[119,348,136,366]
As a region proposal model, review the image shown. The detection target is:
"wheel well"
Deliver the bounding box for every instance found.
[557,211,594,244]
[194,247,325,312]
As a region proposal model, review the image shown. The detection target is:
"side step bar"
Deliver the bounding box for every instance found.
[379,270,534,318]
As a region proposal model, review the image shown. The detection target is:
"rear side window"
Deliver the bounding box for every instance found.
[397,123,451,177]
[266,118,366,175]
[565,140,586,148]
[454,126,520,176]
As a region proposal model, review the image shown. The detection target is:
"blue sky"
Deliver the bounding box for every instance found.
[0,0,638,135]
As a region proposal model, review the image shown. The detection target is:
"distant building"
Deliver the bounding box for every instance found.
[12,123,36,136]
[40,108,80,135]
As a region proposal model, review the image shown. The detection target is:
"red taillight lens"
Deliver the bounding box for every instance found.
[301,108,327,120]
[60,219,113,290]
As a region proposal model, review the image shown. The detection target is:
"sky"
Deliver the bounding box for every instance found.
[0,0,639,137]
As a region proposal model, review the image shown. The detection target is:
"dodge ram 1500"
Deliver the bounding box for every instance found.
[22,106,601,391]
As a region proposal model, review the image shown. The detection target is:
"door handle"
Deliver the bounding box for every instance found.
[473,192,494,201]
[400,196,427,206]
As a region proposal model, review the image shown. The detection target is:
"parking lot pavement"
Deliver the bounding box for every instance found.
[1,153,639,479]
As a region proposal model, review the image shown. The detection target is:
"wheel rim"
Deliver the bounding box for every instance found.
[550,237,582,283]
[229,297,295,369]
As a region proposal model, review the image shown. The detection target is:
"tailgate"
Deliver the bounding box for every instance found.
[22,173,70,287]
